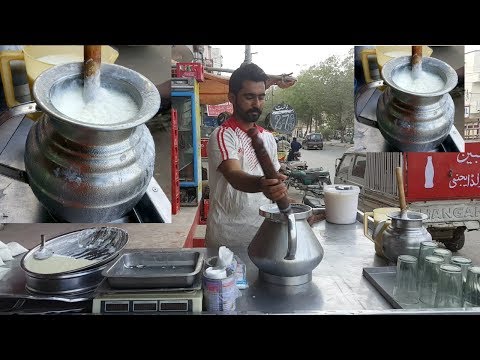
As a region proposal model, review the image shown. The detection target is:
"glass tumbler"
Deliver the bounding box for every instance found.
[418,241,438,279]
[434,264,463,308]
[450,256,472,284]
[432,248,452,264]
[463,266,480,308]
[393,255,419,305]
[418,255,444,308]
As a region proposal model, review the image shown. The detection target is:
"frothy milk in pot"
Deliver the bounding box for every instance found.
[51,80,139,124]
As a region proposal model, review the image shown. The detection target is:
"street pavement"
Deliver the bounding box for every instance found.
[286,142,349,202]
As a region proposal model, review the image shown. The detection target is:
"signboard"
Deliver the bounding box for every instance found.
[206,102,233,117]
[405,152,480,201]
[269,103,297,134]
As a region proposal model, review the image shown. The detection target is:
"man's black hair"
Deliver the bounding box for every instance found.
[229,63,269,95]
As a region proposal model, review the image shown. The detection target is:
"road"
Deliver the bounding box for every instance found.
[286,142,349,202]
[299,142,349,176]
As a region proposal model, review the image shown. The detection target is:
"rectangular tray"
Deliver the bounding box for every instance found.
[363,266,428,310]
[102,249,204,289]
[362,266,401,309]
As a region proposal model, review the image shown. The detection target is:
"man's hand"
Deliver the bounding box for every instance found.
[259,173,288,202]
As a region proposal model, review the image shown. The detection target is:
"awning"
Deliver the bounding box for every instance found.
[198,72,297,106]
[199,72,230,105]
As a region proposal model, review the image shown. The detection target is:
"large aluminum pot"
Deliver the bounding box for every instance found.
[377,56,458,152]
[25,62,160,222]
[21,226,129,294]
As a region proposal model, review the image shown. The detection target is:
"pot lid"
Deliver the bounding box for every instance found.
[21,227,128,276]
[324,185,360,194]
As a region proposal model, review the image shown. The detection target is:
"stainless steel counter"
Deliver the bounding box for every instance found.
[2,220,479,314]
[213,220,392,314]
[209,220,480,314]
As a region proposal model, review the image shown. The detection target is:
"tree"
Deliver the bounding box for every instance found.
[261,48,354,142]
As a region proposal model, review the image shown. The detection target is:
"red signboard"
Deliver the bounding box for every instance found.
[405,152,480,201]
[206,102,233,117]
[201,138,209,158]
[466,142,480,153]
[176,62,204,82]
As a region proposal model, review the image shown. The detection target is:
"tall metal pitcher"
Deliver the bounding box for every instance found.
[248,203,324,286]
[24,62,160,222]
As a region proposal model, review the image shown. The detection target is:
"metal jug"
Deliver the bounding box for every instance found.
[248,203,324,286]
[363,207,400,258]
[24,62,160,222]
[381,210,432,264]
[376,56,458,152]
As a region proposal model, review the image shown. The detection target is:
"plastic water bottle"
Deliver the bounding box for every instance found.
[424,156,434,189]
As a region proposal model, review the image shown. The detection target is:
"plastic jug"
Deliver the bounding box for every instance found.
[0,45,118,108]
[360,45,433,84]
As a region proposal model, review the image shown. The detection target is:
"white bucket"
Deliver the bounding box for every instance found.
[324,185,360,224]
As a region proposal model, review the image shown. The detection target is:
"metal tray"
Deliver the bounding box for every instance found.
[363,266,425,310]
[362,266,401,309]
[102,249,204,289]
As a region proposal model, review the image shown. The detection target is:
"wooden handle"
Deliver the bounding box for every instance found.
[412,46,422,67]
[84,45,101,78]
[395,167,407,211]
[247,127,290,212]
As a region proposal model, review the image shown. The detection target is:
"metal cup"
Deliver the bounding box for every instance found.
[418,255,444,307]
[463,266,480,308]
[434,264,463,308]
[393,255,419,305]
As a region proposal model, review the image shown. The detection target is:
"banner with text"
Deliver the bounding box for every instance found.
[206,102,233,117]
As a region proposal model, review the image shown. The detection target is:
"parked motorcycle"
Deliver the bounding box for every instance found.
[285,167,332,192]
[280,159,308,172]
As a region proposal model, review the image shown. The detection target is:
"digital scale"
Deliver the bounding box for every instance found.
[92,289,203,314]
[91,276,203,314]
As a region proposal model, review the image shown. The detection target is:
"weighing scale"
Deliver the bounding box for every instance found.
[91,276,203,314]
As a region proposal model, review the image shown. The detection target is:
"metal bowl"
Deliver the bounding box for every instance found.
[21,226,129,294]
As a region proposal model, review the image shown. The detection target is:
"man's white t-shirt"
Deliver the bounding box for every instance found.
[205,117,280,248]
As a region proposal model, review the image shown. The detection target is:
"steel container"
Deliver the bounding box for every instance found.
[377,56,458,152]
[25,62,160,222]
[21,226,129,294]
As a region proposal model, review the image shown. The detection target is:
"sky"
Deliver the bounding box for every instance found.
[465,45,480,53]
[211,45,352,76]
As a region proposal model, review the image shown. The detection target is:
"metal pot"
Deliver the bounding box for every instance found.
[377,56,458,152]
[381,210,432,264]
[248,203,324,286]
[20,226,129,295]
[25,62,160,222]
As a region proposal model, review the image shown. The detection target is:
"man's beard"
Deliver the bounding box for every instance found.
[236,106,262,123]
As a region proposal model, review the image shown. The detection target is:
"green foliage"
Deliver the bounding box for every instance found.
[261,48,354,142]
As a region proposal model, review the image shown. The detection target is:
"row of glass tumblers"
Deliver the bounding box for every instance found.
[392,241,480,308]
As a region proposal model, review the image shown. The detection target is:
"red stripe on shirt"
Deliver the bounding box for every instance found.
[217,127,229,160]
